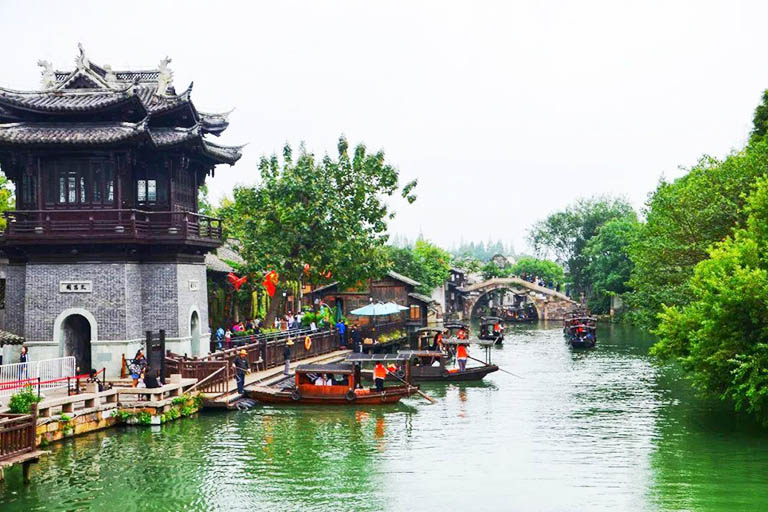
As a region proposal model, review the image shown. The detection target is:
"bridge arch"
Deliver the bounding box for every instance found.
[458,277,576,321]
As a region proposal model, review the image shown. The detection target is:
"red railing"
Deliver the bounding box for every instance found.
[2,209,222,244]
[167,330,340,394]
[0,404,37,462]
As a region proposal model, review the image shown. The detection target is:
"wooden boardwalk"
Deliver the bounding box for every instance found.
[203,349,351,408]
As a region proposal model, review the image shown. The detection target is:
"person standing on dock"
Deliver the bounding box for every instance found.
[457,343,469,372]
[351,324,363,353]
[336,319,346,347]
[283,339,294,375]
[373,361,387,392]
[233,349,250,394]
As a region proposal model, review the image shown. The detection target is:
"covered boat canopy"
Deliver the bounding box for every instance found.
[444,321,469,329]
[398,350,444,357]
[443,339,472,346]
[346,353,413,362]
[295,363,354,375]
[480,316,502,325]
[416,327,444,334]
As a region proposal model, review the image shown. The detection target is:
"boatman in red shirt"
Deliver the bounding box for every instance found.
[373,362,387,392]
[457,343,469,372]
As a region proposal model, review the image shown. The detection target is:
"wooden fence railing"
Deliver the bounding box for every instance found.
[166,330,340,394]
[0,404,37,462]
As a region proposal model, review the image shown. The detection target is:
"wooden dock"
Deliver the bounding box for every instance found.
[203,349,351,408]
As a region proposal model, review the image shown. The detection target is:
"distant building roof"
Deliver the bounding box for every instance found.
[386,270,420,287]
[408,292,436,304]
[205,240,245,273]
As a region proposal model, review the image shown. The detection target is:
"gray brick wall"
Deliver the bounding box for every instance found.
[6,260,211,349]
[5,264,25,335]
[23,262,128,341]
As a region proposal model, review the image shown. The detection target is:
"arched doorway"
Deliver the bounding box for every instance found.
[62,314,92,373]
[190,311,200,356]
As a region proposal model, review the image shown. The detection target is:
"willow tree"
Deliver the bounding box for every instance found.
[222,136,417,324]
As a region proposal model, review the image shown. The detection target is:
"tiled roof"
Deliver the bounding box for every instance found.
[0,87,141,113]
[0,122,145,145]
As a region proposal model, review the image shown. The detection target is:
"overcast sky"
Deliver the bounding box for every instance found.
[1,1,766,252]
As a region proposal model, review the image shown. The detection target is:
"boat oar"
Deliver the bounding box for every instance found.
[468,355,524,379]
[386,370,436,404]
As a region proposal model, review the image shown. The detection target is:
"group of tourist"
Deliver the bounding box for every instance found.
[128,349,162,389]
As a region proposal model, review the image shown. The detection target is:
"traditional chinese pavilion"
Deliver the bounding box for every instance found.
[0,46,242,375]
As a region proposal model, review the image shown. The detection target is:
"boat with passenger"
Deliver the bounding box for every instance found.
[479,316,504,344]
[504,303,539,323]
[413,327,445,351]
[563,312,597,348]
[444,321,470,340]
[248,353,419,405]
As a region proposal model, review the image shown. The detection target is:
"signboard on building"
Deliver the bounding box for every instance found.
[60,281,92,293]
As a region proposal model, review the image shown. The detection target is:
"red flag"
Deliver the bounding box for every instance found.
[263,270,278,297]
[233,275,247,291]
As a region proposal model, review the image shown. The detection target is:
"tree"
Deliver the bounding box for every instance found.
[385,240,452,295]
[528,196,635,298]
[653,176,768,425]
[221,137,417,324]
[750,89,768,146]
[510,257,565,287]
[583,215,639,313]
[627,142,768,327]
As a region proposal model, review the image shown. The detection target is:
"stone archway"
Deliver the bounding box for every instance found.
[61,314,92,373]
[53,308,98,373]
[190,311,200,356]
[468,288,543,321]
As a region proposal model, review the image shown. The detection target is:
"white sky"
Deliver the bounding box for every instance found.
[1,0,766,252]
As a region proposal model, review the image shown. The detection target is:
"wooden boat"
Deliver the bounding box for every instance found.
[443,321,470,340]
[248,355,419,405]
[504,303,539,323]
[350,349,498,382]
[413,327,445,351]
[563,313,597,348]
[478,316,504,344]
[400,349,498,381]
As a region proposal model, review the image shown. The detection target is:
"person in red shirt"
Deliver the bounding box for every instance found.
[457,343,469,372]
[373,362,387,392]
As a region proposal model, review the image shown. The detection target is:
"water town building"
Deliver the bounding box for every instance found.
[0,47,242,375]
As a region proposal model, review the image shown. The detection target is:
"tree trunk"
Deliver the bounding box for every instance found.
[264,286,285,328]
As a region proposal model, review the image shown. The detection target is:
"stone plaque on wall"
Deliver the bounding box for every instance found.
[189,279,200,291]
[59,280,92,293]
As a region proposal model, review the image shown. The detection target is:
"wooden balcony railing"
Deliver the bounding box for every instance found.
[0,406,37,463]
[1,209,223,245]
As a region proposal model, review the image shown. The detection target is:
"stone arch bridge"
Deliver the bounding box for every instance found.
[457,277,577,320]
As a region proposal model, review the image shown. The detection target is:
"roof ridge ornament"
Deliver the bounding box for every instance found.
[156,56,174,96]
[37,60,56,89]
[76,43,89,70]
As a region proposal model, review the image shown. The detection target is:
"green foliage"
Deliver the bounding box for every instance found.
[0,171,14,232]
[451,239,513,262]
[172,394,190,406]
[627,143,768,327]
[197,184,215,217]
[750,89,768,146]
[481,260,512,280]
[59,414,73,435]
[528,196,635,299]
[386,239,452,294]
[510,257,565,287]
[653,176,768,425]
[136,412,152,425]
[8,386,41,414]
[111,409,134,422]
[221,137,416,324]
[583,215,640,313]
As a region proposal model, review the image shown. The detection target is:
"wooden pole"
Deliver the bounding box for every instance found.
[467,355,523,378]
[386,370,435,404]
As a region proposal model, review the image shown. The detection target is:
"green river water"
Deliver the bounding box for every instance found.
[1,323,767,512]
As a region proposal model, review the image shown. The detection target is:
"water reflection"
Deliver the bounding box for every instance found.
[3,323,768,511]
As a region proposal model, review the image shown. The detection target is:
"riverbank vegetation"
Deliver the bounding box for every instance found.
[523,90,768,425]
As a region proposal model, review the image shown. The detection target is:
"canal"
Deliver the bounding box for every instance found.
[2,323,768,511]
